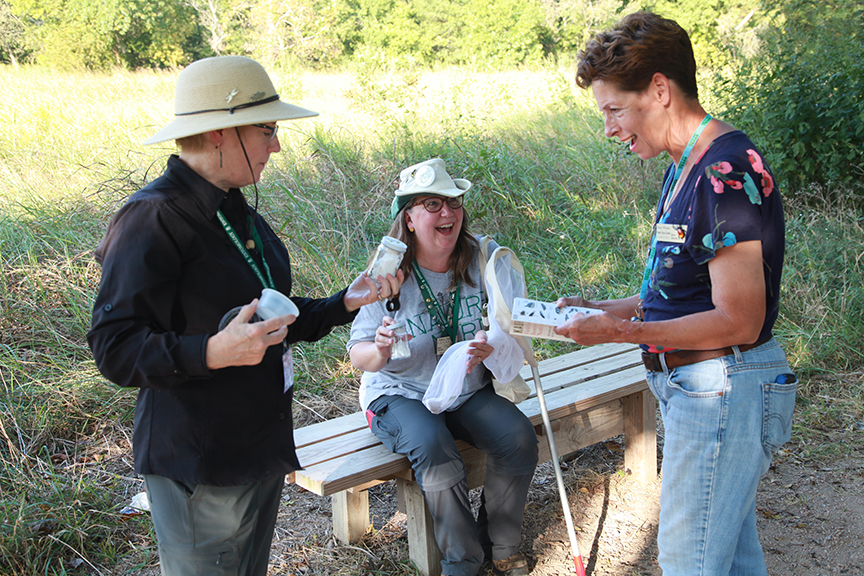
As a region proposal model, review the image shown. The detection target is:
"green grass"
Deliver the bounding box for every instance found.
[1,64,863,574]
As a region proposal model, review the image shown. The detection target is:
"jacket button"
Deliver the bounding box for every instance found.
[103,303,113,311]
[278,413,286,420]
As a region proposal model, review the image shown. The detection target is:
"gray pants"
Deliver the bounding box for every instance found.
[143,474,284,576]
[368,385,539,576]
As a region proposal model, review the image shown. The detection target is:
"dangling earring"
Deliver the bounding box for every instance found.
[408,227,414,232]
[217,145,222,168]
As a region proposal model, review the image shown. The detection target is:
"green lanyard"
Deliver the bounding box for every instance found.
[412,260,461,343]
[638,114,712,304]
[216,209,275,290]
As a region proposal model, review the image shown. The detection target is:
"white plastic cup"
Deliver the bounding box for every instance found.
[257,288,300,320]
[389,322,411,359]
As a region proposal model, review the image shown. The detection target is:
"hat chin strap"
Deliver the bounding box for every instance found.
[234,126,260,213]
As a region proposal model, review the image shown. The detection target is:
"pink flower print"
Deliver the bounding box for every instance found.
[724,179,743,190]
[710,175,725,194]
[747,149,764,173]
[761,171,774,197]
[714,161,734,174]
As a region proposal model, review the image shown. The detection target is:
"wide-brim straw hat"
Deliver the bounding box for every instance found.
[143,55,318,146]
[390,158,472,219]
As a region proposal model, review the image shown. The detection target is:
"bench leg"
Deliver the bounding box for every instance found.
[331,489,369,544]
[623,391,658,484]
[397,477,442,576]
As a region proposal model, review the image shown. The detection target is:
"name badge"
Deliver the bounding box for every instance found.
[282,345,294,393]
[655,223,688,243]
[436,336,453,356]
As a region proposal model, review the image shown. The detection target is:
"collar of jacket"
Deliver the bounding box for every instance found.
[163,154,240,220]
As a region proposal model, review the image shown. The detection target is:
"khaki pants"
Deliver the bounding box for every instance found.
[143,474,284,576]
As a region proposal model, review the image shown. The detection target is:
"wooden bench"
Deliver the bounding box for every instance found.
[289,342,657,576]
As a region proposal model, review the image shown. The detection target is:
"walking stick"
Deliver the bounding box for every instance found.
[482,244,586,575]
[527,359,587,576]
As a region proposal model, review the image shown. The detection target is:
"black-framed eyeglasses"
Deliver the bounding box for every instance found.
[410,196,463,213]
[252,123,279,140]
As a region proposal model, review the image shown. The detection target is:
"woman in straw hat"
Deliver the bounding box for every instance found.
[554,13,795,576]
[87,55,401,576]
[348,158,539,576]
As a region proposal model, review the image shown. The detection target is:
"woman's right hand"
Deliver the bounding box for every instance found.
[205,299,295,370]
[349,316,411,373]
[373,316,409,359]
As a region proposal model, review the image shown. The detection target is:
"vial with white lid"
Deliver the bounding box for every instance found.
[389,322,411,359]
[367,236,407,281]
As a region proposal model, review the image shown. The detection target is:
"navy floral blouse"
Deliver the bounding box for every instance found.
[642,131,785,352]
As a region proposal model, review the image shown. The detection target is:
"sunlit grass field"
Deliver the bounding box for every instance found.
[1,64,862,574]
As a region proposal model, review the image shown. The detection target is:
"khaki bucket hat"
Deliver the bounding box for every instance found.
[143,55,318,146]
[390,158,472,219]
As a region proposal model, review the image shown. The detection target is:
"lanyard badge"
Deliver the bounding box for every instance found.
[218,209,294,392]
[637,114,712,312]
[412,261,461,355]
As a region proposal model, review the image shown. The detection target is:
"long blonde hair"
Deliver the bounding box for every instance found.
[388,205,479,290]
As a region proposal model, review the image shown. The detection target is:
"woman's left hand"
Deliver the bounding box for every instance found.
[466,330,494,374]
[344,269,405,312]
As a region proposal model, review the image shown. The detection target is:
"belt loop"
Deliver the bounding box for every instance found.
[659,352,670,374]
[731,345,744,363]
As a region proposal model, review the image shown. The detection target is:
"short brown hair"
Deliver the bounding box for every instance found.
[175,133,210,153]
[576,12,698,100]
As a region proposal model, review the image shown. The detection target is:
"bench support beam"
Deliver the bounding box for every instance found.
[331,489,369,544]
[623,391,658,484]
[398,477,442,576]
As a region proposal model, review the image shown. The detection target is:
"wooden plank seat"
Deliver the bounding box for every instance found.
[289,342,657,576]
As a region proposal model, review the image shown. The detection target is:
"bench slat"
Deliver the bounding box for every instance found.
[296,426,382,469]
[294,443,409,496]
[293,345,643,453]
[520,365,647,424]
[521,349,643,398]
[293,411,367,449]
[519,342,640,380]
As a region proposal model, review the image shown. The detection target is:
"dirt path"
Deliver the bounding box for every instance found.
[263,443,863,575]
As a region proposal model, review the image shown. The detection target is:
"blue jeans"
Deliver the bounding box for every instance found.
[646,338,797,576]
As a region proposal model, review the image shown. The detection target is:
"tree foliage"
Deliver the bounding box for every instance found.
[4,0,862,196]
[0,0,28,64]
[718,0,864,198]
[9,0,208,68]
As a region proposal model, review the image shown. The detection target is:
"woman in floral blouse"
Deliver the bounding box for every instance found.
[554,12,797,576]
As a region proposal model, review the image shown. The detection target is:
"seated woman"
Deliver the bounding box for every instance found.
[347,158,539,576]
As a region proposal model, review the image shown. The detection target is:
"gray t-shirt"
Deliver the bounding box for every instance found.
[347,241,495,411]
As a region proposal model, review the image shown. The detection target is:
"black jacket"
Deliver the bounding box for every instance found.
[87,156,356,486]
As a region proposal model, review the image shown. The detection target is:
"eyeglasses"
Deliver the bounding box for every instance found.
[410,196,463,213]
[252,123,279,140]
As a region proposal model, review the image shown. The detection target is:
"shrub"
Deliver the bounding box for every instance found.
[717,0,864,202]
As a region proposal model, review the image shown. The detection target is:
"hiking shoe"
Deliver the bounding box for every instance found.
[492,552,530,576]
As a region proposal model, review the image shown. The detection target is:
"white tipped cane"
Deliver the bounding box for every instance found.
[528,360,586,576]
[482,244,586,575]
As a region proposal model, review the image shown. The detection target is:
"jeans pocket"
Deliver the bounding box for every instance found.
[667,359,728,398]
[762,379,798,453]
